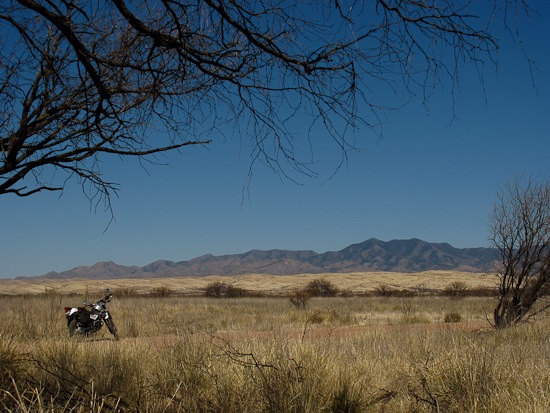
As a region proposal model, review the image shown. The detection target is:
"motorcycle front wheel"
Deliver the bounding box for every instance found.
[105,318,120,340]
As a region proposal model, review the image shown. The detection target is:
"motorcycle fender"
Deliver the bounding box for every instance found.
[66,308,78,316]
[104,312,110,319]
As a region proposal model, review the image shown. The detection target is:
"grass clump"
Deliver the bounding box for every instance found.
[444,312,463,323]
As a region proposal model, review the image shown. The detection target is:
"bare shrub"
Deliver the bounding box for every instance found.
[304,279,339,297]
[116,287,139,297]
[204,282,249,298]
[204,282,230,298]
[149,287,174,297]
[289,279,338,309]
[443,281,469,298]
[399,300,417,316]
[490,176,550,327]
[225,286,249,298]
[373,285,416,297]
[467,287,498,297]
[289,289,312,310]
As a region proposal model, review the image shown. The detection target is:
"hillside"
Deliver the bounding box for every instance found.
[17,238,498,280]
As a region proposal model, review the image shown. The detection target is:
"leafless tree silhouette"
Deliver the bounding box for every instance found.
[0,1,531,210]
[490,176,550,328]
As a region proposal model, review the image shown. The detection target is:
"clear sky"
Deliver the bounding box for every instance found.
[1,3,549,279]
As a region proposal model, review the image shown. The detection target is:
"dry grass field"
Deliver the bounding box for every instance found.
[0,272,548,412]
[0,270,496,296]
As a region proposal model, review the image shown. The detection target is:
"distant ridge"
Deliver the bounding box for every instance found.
[17,238,498,280]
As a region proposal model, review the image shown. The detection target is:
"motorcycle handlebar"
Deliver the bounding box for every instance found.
[86,294,112,308]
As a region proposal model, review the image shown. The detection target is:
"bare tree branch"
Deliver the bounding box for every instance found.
[0,0,533,212]
[490,175,550,328]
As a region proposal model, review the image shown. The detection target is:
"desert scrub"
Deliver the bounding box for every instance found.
[0,295,547,412]
[98,295,494,339]
[114,296,302,337]
[400,327,550,412]
[1,294,68,341]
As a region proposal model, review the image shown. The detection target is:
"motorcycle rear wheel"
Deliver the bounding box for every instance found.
[68,319,78,337]
[105,318,120,340]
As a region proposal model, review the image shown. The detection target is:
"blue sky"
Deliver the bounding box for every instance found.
[1,4,549,279]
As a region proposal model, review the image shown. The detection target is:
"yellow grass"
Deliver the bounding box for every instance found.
[1,272,547,412]
[0,292,548,413]
[0,270,496,295]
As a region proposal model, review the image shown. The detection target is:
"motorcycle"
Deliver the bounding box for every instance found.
[64,289,120,340]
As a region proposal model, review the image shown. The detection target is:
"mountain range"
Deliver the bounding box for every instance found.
[20,238,498,280]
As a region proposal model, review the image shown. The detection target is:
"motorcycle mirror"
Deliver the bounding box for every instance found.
[106,288,110,293]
